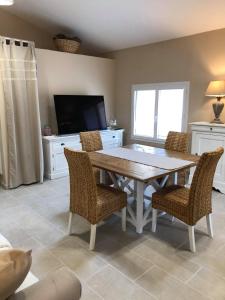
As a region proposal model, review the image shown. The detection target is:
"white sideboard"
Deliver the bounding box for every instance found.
[42,129,124,179]
[190,122,225,193]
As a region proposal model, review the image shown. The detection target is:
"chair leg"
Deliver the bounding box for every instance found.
[68,212,73,235]
[152,208,157,232]
[122,207,126,232]
[89,224,97,251]
[206,214,213,238]
[188,225,196,253]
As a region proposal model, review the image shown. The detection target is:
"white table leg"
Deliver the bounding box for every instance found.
[108,172,120,189]
[100,169,107,184]
[134,180,137,198]
[136,181,144,234]
[174,172,178,185]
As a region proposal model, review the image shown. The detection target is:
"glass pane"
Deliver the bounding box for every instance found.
[133,90,155,137]
[157,89,184,140]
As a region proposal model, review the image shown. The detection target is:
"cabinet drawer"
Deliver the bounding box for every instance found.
[192,125,225,134]
[43,129,124,180]
[191,132,225,182]
[101,131,119,141]
[102,139,121,149]
[53,140,81,153]
[54,153,68,172]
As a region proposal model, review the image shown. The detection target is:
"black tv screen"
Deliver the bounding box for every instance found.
[54,95,107,135]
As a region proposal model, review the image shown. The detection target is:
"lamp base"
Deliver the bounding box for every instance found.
[212,98,224,124]
[211,118,224,124]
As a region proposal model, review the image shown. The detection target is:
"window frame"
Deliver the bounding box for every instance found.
[131,81,190,144]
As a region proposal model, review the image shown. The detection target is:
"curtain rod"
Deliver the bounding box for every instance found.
[0,35,34,45]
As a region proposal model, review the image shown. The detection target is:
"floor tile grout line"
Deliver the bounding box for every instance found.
[184,266,203,284]
[174,248,225,284]
[85,264,110,283]
[29,239,67,278]
[147,264,212,300]
[2,183,225,300]
[46,239,110,284]
[6,223,52,252]
[136,285,159,300]
[13,202,67,236]
[52,234,112,266]
[214,241,225,255]
[131,242,176,262]
[142,229,188,252]
[87,285,105,300]
[133,264,155,282]
[3,207,207,290]
[105,263,158,299]
[96,241,204,288]
[138,263,199,289]
[46,246,86,283]
[128,237,204,282]
[185,276,214,300]
[200,265,225,282]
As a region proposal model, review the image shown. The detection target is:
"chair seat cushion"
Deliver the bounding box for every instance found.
[152,185,192,224]
[96,184,127,222]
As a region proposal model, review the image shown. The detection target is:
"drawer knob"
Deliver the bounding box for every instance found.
[210,127,212,131]
[61,143,65,146]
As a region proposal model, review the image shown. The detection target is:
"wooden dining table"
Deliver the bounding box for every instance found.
[89,144,199,234]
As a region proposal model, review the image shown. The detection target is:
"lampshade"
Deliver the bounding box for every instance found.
[0,0,14,5]
[205,80,225,97]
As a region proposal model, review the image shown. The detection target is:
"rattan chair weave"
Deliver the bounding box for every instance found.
[165,131,189,153]
[80,131,103,184]
[80,131,103,152]
[64,148,126,225]
[152,147,224,225]
[164,131,190,185]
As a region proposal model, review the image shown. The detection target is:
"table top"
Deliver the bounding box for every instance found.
[88,144,199,182]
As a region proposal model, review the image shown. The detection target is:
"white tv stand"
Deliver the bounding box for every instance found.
[42,129,124,179]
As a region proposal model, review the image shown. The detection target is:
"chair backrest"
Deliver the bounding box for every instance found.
[64,148,98,223]
[189,147,224,223]
[165,131,189,153]
[80,131,103,152]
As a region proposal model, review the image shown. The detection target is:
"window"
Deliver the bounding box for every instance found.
[131,82,189,143]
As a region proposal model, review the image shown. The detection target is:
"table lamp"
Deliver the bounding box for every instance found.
[205,80,225,124]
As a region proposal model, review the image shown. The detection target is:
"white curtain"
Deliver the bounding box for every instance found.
[0,37,43,188]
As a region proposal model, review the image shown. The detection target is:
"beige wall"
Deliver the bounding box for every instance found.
[0,9,54,49]
[109,28,225,144]
[36,49,115,133]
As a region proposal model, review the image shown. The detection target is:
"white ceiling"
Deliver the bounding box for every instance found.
[4,0,225,53]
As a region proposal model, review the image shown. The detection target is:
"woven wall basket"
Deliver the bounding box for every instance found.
[54,38,80,53]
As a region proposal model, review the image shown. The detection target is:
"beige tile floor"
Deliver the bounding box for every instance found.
[1,178,225,299]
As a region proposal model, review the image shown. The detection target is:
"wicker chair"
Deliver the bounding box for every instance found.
[80,131,103,152]
[80,131,103,184]
[64,148,127,250]
[165,131,189,152]
[164,131,190,186]
[151,147,224,252]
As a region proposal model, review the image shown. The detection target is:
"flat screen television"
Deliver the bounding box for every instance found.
[54,95,107,135]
